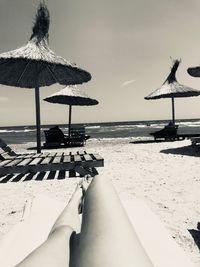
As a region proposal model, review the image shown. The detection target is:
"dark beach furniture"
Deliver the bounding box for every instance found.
[149,125,200,141]
[70,126,90,144]
[191,137,200,146]
[150,124,179,141]
[0,138,18,157]
[0,139,104,182]
[43,126,90,148]
[43,129,68,148]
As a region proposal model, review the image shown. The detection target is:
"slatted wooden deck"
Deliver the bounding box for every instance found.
[0,152,104,182]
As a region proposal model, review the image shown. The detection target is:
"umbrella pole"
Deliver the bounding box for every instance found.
[171,97,175,124]
[68,105,72,140]
[35,86,41,153]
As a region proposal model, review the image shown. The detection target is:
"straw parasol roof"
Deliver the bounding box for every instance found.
[44,85,98,139]
[187,65,200,78]
[44,86,98,106]
[0,3,91,152]
[0,4,91,88]
[145,60,200,99]
[145,60,200,124]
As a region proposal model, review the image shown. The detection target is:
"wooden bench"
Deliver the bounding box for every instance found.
[0,139,104,182]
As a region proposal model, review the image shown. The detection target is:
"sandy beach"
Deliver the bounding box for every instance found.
[0,138,200,265]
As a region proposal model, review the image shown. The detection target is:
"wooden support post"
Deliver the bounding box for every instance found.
[35,85,41,153]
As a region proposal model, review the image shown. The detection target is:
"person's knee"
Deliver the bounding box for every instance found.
[50,225,74,238]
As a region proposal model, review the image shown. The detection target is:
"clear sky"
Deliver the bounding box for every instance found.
[1,0,200,126]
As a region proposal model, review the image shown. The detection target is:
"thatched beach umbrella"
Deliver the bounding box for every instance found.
[44,86,98,139]
[0,3,91,153]
[145,60,200,124]
[188,65,200,77]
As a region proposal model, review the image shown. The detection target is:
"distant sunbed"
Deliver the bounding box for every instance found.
[150,124,200,141]
[150,124,179,141]
[43,126,90,148]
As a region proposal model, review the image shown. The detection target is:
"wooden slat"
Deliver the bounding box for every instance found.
[92,154,104,161]
[0,152,13,160]
[6,159,23,167]
[40,157,53,165]
[52,156,62,164]
[34,153,45,158]
[28,157,43,166]
[56,152,63,157]
[48,152,57,157]
[23,154,36,159]
[0,159,12,167]
[63,155,71,163]
[74,154,82,162]
[15,155,25,159]
[83,154,93,161]
[17,158,33,167]
[1,145,16,155]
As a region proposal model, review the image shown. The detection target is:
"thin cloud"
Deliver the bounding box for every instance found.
[0,97,9,103]
[121,79,136,87]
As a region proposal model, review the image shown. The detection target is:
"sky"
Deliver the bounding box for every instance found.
[1,0,200,126]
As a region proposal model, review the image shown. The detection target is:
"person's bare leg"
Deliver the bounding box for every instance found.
[16,181,86,267]
[75,175,153,267]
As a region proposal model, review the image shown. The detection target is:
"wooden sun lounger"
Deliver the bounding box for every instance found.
[0,139,104,181]
[150,124,179,141]
[150,126,200,141]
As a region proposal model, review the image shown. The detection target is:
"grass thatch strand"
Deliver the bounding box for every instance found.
[163,59,180,84]
[0,39,73,65]
[145,82,200,99]
[30,2,50,44]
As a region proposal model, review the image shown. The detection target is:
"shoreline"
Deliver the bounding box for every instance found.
[0,138,200,265]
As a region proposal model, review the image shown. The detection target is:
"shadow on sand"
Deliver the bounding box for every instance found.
[188,223,200,250]
[160,145,200,157]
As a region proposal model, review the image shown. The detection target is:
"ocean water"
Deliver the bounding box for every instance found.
[1,119,200,144]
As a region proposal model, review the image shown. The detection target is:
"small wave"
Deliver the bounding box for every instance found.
[179,121,200,127]
[85,126,101,129]
[0,129,35,133]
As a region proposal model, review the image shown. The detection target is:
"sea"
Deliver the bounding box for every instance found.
[1,119,200,144]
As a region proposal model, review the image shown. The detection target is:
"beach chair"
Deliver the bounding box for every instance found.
[0,139,104,181]
[43,126,89,148]
[70,126,90,145]
[150,124,179,141]
[0,194,195,267]
[70,126,90,146]
[0,138,18,157]
[43,129,67,148]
